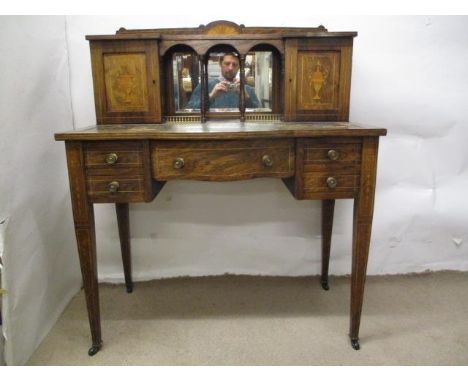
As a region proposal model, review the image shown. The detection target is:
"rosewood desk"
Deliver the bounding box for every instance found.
[55,121,386,355]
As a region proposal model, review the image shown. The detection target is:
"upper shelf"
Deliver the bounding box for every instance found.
[86,20,358,40]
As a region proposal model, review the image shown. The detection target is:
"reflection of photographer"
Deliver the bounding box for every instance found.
[187,53,260,109]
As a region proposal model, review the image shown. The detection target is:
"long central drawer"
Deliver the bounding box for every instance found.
[151,139,295,181]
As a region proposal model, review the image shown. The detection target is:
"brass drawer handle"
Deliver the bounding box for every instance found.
[327,149,339,161]
[262,154,274,167]
[173,157,185,169]
[105,153,118,165]
[326,177,338,189]
[108,181,120,193]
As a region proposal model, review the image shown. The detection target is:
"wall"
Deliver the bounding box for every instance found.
[0,16,82,365]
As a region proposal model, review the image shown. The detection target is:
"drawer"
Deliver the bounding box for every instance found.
[293,138,363,200]
[152,139,295,181]
[86,175,146,202]
[84,141,144,172]
[303,138,362,172]
[82,141,160,203]
[303,173,359,194]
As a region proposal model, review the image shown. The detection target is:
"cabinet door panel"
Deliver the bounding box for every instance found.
[90,40,161,124]
[297,51,340,111]
[103,53,149,112]
[284,38,353,122]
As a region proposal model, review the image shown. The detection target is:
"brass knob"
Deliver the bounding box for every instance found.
[262,154,274,167]
[326,177,338,189]
[108,181,120,193]
[173,157,185,169]
[105,153,118,165]
[327,149,339,161]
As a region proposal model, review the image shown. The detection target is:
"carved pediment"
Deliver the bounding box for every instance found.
[199,20,245,35]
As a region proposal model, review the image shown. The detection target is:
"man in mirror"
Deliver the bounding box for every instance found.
[187,52,260,109]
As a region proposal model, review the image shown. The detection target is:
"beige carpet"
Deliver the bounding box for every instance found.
[27,271,468,365]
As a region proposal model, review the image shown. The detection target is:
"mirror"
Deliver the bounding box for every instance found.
[206,52,240,112]
[246,51,273,112]
[172,52,200,112]
[172,51,274,114]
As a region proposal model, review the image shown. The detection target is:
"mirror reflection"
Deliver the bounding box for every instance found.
[172,52,200,112]
[173,51,273,113]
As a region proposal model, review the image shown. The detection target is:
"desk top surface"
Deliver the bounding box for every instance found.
[55,121,387,141]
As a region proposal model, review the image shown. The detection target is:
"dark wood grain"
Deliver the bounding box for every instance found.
[55,122,387,141]
[65,141,102,354]
[151,139,295,181]
[349,137,380,348]
[321,199,335,290]
[116,203,133,293]
[239,54,246,122]
[86,20,357,41]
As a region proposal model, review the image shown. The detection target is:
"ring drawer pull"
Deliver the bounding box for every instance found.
[173,157,185,169]
[326,177,338,189]
[105,153,118,165]
[327,149,339,161]
[262,154,274,167]
[108,181,120,193]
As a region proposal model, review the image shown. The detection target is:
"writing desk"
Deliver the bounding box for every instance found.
[55,121,386,355]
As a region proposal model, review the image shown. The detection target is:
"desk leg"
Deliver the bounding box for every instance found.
[66,142,102,356]
[116,203,133,293]
[349,137,379,350]
[321,199,335,291]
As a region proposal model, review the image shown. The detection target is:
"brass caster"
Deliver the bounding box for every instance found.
[126,283,133,293]
[350,338,360,350]
[88,342,102,356]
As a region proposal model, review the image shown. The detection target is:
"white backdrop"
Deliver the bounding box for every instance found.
[0,16,82,365]
[1,15,467,365]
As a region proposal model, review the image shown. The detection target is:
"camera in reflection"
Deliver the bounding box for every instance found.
[225,82,237,91]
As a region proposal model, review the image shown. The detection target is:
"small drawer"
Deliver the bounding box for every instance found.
[304,173,359,191]
[86,176,146,202]
[84,141,143,169]
[302,173,360,199]
[294,138,363,200]
[303,138,362,172]
[152,139,295,181]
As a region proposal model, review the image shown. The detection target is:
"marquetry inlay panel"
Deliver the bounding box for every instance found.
[297,51,340,111]
[103,53,149,112]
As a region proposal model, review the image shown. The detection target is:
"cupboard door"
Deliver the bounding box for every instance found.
[90,40,162,124]
[284,38,353,122]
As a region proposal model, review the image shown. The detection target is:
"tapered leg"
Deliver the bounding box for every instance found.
[66,141,102,356]
[349,198,374,350]
[116,203,133,293]
[349,137,379,350]
[74,206,102,356]
[321,199,335,290]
